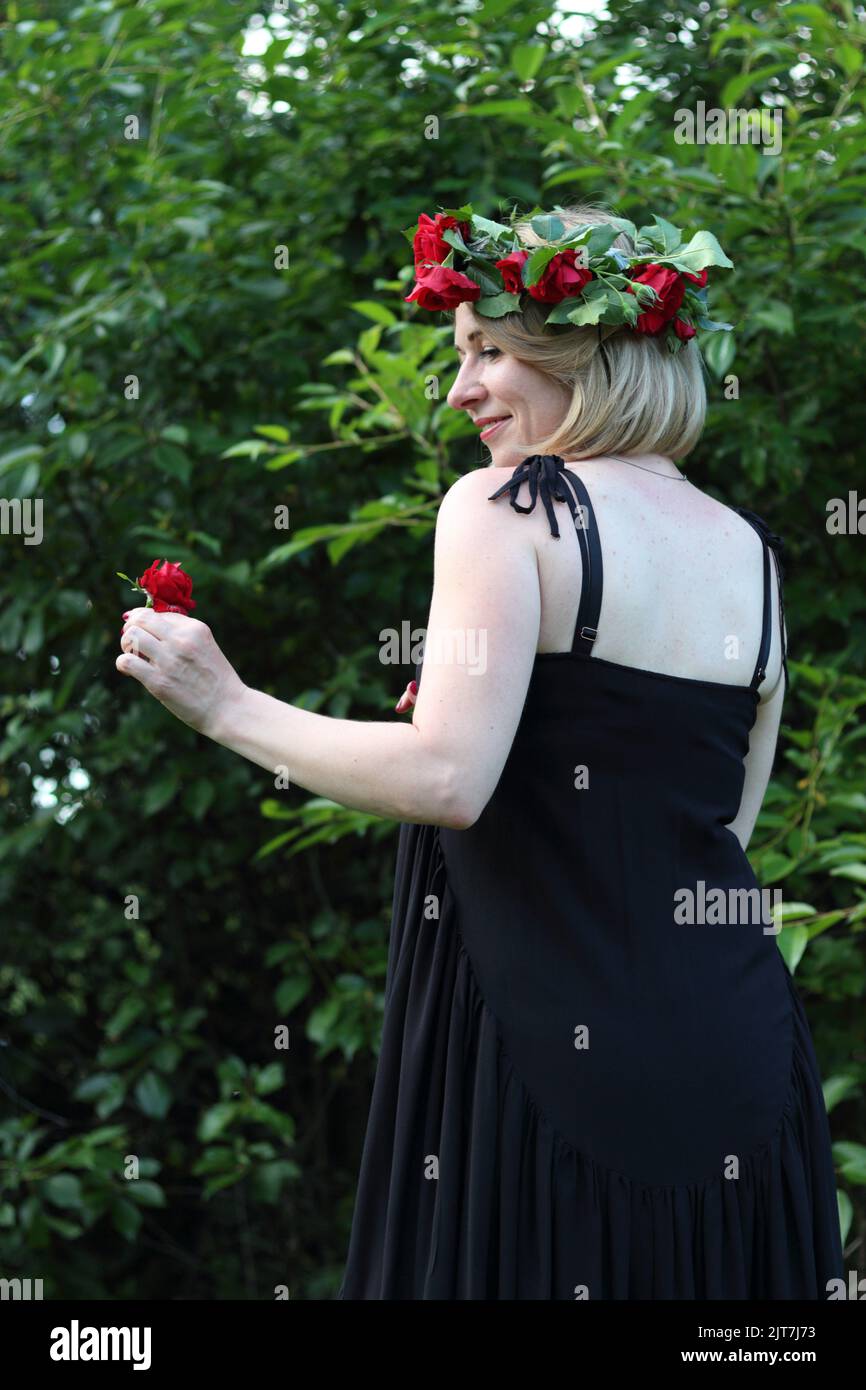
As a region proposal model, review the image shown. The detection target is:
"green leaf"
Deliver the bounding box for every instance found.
[524,245,559,284]
[757,853,797,882]
[836,42,863,76]
[67,431,88,460]
[720,63,794,108]
[125,1180,167,1208]
[776,901,817,920]
[44,1174,83,1210]
[182,779,215,821]
[838,1190,853,1245]
[141,770,181,816]
[232,277,288,300]
[198,1102,237,1142]
[161,424,189,445]
[76,1074,126,1119]
[639,215,682,255]
[474,291,521,317]
[254,1062,285,1096]
[545,294,605,326]
[275,974,312,1013]
[349,301,398,327]
[153,443,192,483]
[703,330,736,378]
[777,923,809,974]
[663,230,734,274]
[752,301,794,335]
[253,424,291,442]
[105,995,147,1039]
[0,445,43,476]
[832,1141,866,1185]
[830,863,866,883]
[173,324,203,360]
[264,449,305,470]
[251,1159,300,1203]
[111,1198,143,1241]
[45,1215,84,1239]
[22,610,44,654]
[134,1071,173,1120]
[823,1074,860,1114]
[151,1040,182,1073]
[529,216,565,243]
[511,42,546,82]
[221,440,273,459]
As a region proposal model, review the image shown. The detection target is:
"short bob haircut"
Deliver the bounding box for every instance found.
[443,201,708,463]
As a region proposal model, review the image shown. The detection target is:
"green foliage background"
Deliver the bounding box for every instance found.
[1,0,864,1299]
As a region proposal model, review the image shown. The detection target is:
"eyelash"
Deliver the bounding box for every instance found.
[457,347,500,364]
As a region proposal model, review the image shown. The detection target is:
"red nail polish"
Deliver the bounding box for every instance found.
[122,611,130,618]
[409,680,418,694]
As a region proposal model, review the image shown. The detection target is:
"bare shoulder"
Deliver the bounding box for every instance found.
[440,464,514,508]
[432,467,550,584]
[447,462,586,541]
[438,465,534,534]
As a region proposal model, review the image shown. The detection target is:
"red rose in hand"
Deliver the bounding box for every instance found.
[405,264,482,311]
[527,250,593,304]
[137,558,197,614]
[411,212,471,271]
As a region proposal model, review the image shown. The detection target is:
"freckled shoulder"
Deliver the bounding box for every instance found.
[437,465,542,546]
[439,469,542,528]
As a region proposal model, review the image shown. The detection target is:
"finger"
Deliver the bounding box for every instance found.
[115,650,159,688]
[123,609,166,640]
[121,627,161,662]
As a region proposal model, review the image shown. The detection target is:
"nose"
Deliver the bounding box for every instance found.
[446,359,485,413]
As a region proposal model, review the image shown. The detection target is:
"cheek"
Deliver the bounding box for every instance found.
[494,362,528,403]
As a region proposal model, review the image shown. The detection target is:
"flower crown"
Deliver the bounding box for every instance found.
[403,205,734,355]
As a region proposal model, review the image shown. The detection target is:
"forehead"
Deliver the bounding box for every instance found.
[453,306,487,354]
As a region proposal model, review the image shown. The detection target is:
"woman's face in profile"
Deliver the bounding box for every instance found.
[447,302,571,468]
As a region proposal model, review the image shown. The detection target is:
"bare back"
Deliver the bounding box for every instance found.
[494,457,789,850]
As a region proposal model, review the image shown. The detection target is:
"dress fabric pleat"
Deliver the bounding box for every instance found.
[338,455,844,1300]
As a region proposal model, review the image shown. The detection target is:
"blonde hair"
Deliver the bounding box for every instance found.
[445,201,708,463]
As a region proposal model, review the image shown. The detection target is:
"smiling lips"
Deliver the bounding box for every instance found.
[478,416,511,441]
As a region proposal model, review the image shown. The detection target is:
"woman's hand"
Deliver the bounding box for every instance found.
[394,679,418,714]
[117,608,246,737]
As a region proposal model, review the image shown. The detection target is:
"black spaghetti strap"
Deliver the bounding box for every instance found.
[734,506,789,696]
[565,471,603,656]
[774,546,790,696]
[487,454,603,657]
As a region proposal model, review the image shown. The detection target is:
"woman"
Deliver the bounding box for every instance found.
[117,203,844,1300]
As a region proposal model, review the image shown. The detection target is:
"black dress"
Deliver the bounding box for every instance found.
[338,454,844,1300]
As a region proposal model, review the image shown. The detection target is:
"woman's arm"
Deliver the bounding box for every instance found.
[724,557,788,852]
[207,686,461,826]
[206,468,542,828]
